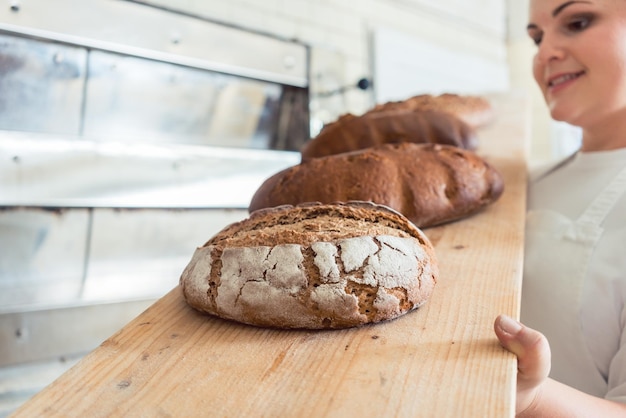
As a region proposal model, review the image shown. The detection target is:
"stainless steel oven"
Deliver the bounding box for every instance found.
[0,0,310,381]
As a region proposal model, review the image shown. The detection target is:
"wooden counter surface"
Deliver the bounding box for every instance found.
[11,94,530,418]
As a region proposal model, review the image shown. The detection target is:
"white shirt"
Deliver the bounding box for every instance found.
[527,147,626,401]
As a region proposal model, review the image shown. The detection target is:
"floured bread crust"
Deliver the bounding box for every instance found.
[180,202,438,329]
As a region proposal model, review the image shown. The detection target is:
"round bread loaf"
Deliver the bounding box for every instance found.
[180,201,439,329]
[249,143,504,229]
[368,93,495,129]
[301,109,477,162]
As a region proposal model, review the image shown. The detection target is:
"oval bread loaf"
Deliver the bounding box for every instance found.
[180,201,439,329]
[249,143,504,229]
[301,109,477,161]
[367,93,495,129]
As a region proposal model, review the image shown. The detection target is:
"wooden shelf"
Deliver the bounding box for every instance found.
[12,94,529,418]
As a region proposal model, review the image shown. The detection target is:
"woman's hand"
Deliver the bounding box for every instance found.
[494,315,626,417]
[494,314,551,415]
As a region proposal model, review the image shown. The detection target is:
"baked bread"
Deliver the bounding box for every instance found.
[249,143,504,228]
[301,109,477,162]
[180,201,438,329]
[368,93,495,129]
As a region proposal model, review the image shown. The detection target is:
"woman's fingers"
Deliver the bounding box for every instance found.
[494,314,551,413]
[495,314,551,384]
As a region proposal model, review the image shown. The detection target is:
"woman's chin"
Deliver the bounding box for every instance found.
[548,104,577,125]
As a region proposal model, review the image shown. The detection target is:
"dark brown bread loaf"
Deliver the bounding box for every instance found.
[301,109,477,162]
[367,93,495,129]
[249,143,504,229]
[180,201,438,329]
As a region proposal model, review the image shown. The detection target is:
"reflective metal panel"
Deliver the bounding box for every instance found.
[83,50,283,148]
[0,34,86,135]
[82,208,247,302]
[0,299,156,367]
[0,207,89,308]
[0,132,301,207]
[0,0,307,87]
[0,205,247,311]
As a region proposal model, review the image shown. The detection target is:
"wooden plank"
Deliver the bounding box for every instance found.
[11,94,529,418]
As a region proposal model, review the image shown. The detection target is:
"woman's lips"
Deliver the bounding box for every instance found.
[547,71,585,93]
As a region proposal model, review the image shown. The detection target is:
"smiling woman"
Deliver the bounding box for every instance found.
[493,0,626,416]
[527,0,626,149]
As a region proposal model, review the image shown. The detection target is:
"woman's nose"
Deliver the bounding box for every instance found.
[536,34,566,64]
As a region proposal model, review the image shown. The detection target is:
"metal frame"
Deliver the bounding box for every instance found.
[0,0,308,87]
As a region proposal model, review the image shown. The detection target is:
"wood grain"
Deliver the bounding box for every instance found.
[11,94,529,418]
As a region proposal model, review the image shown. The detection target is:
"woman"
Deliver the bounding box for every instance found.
[494,0,626,416]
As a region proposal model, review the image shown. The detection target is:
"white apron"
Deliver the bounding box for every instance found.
[521,164,626,396]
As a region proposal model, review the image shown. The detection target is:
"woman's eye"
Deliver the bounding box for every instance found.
[566,16,591,32]
[526,27,543,46]
[530,33,543,46]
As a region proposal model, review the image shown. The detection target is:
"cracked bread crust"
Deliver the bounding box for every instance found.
[179,202,438,329]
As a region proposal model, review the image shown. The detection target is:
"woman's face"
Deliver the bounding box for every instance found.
[528,0,626,129]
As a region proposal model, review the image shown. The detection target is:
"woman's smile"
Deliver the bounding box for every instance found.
[546,70,586,94]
